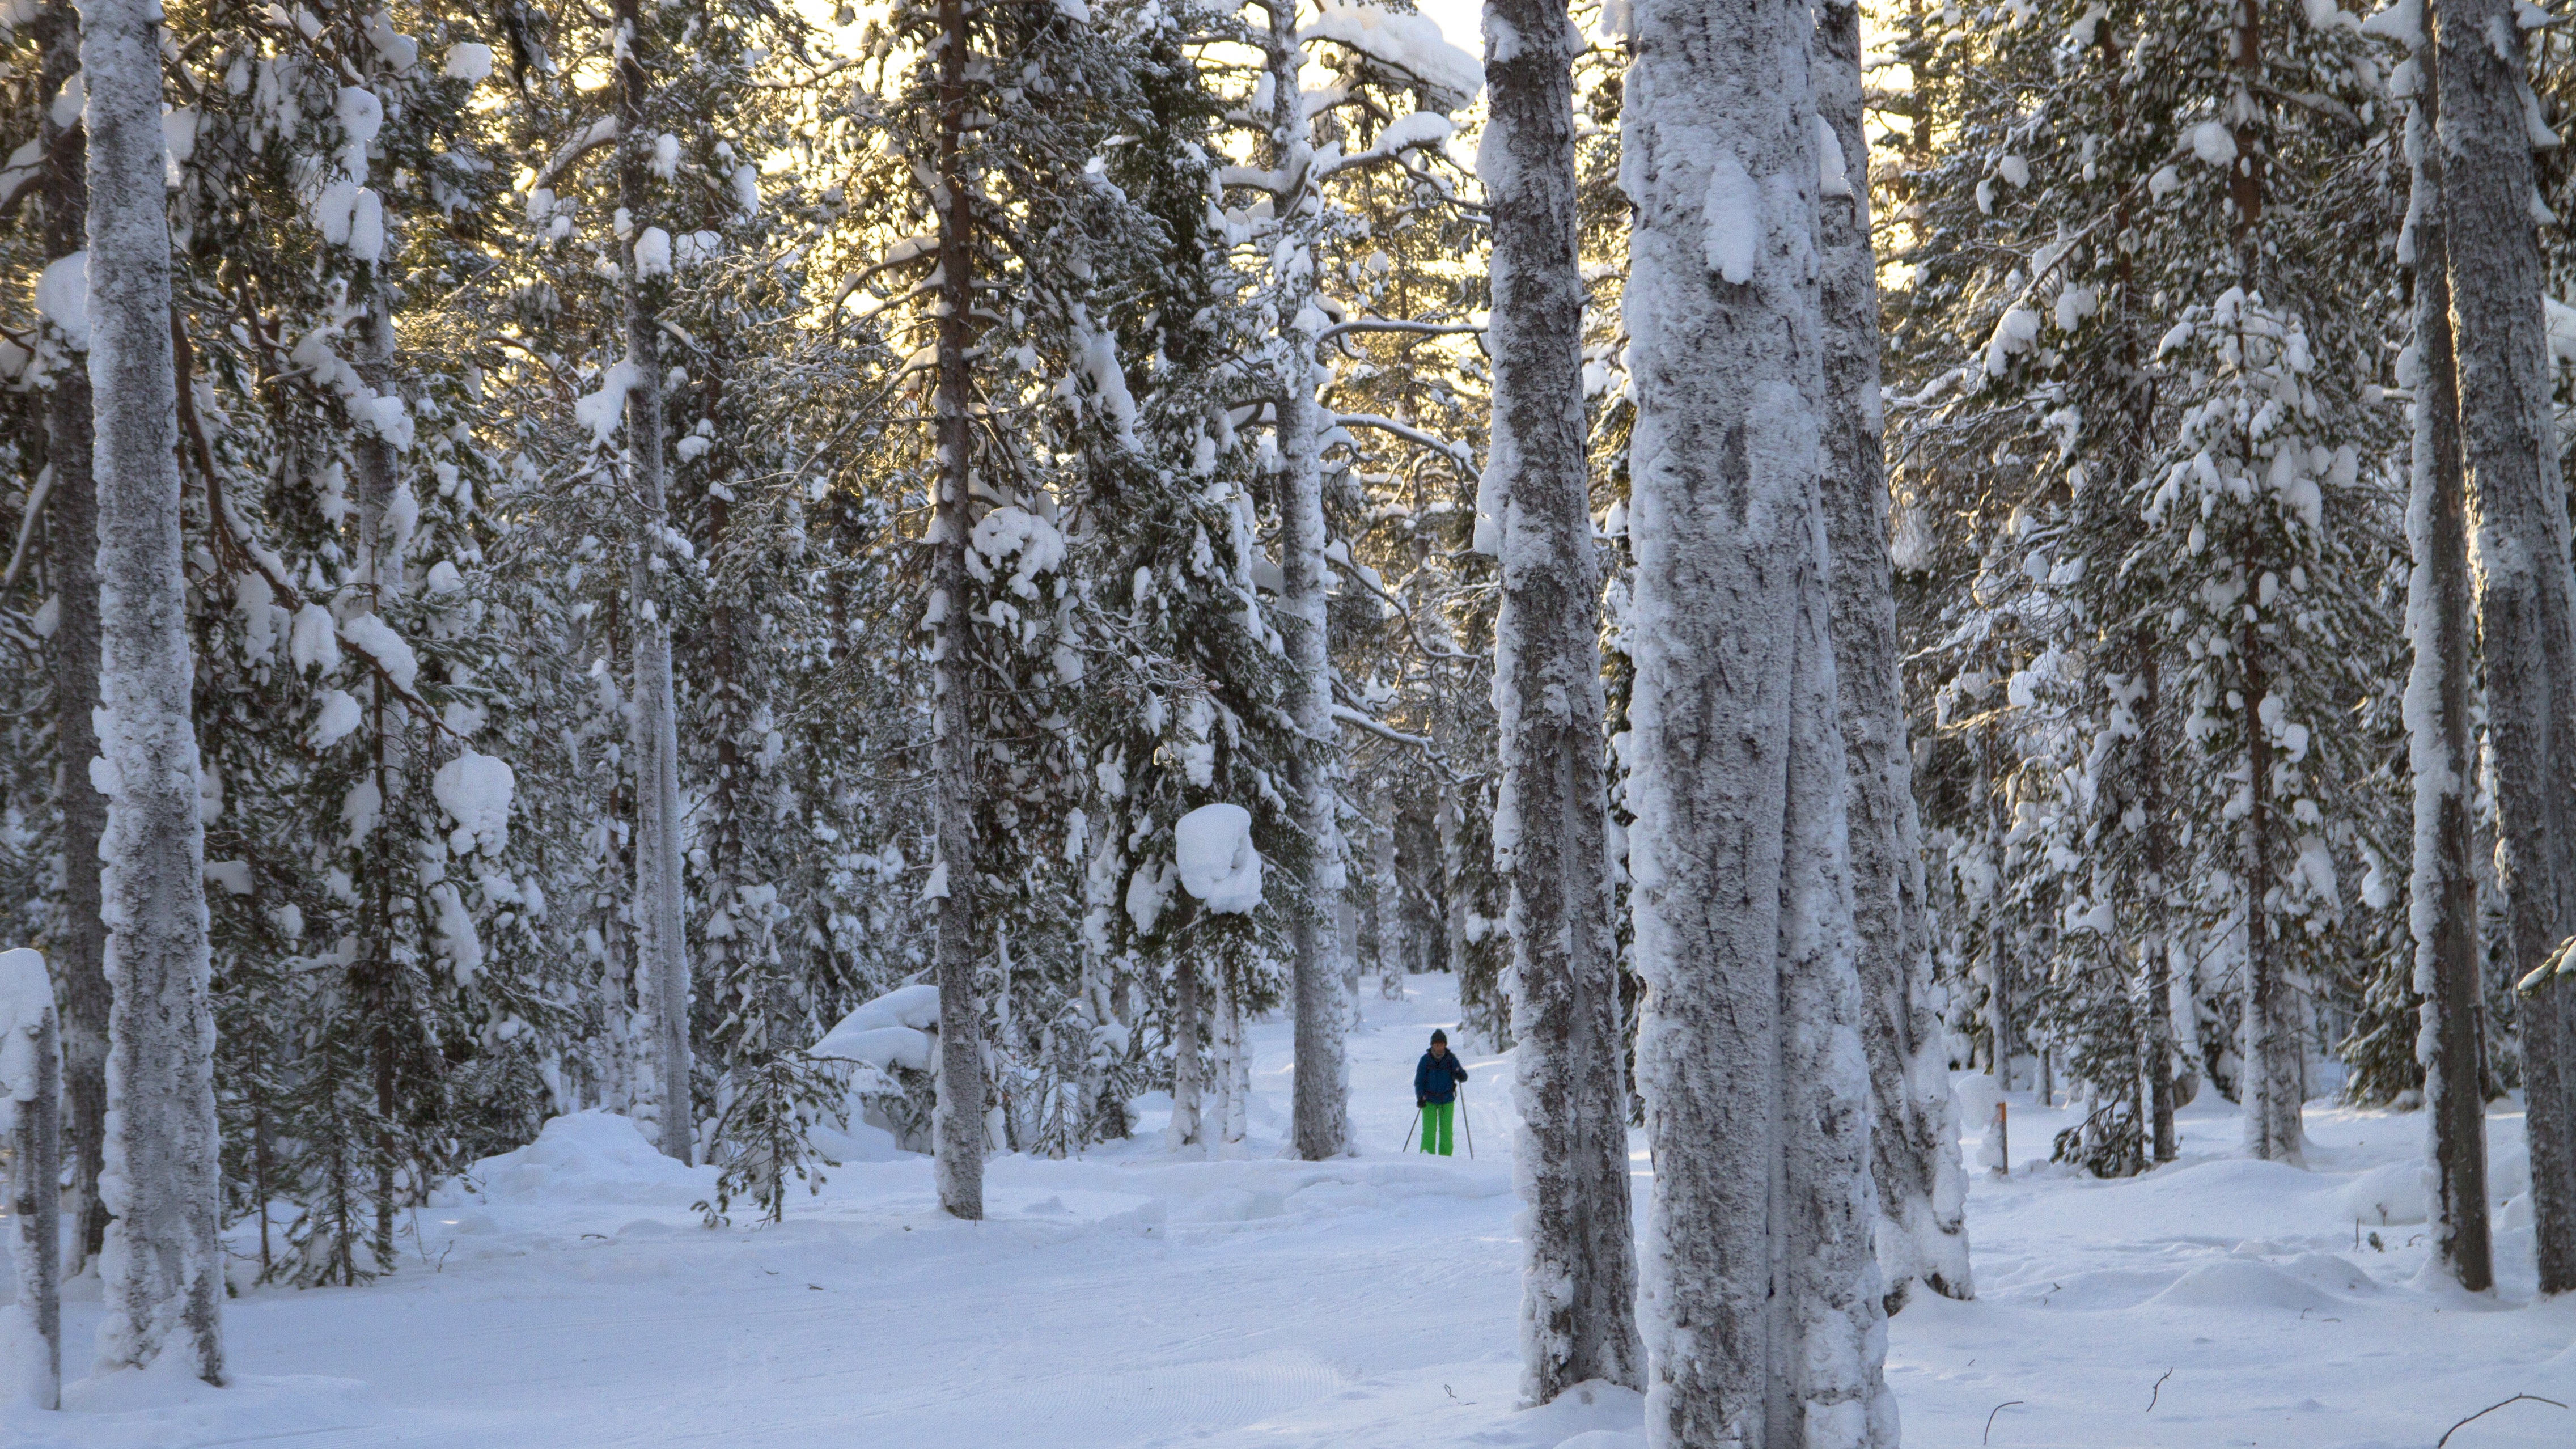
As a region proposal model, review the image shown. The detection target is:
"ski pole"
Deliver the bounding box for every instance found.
[1460,1083,1475,1159]
[1401,1104,1420,1153]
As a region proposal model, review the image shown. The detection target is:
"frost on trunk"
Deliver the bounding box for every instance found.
[1814,0,1970,1314]
[35,0,110,1276]
[1168,958,1205,1151]
[617,0,692,1167]
[2396,23,2493,1293]
[1623,0,1891,1437]
[928,0,985,1219]
[1213,969,1249,1151]
[2432,0,2576,1291]
[1261,0,1348,1163]
[1375,810,1406,999]
[84,0,223,1380]
[1482,0,1643,1400]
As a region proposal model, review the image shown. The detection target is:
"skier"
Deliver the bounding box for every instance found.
[1414,1030,1469,1156]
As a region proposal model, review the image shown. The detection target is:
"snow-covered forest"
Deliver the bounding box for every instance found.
[5,0,2576,1440]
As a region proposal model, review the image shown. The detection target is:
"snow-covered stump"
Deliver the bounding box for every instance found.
[1622,0,1893,1438]
[0,949,61,1409]
[83,0,224,1384]
[1481,0,1645,1401]
[1813,0,1971,1314]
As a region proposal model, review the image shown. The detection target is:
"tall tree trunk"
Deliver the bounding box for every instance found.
[1982,728,2012,1091]
[1375,808,1405,999]
[2434,0,2576,1290]
[928,0,985,1219]
[35,0,109,1276]
[2134,642,2179,1163]
[84,0,223,1380]
[616,0,693,1166]
[2237,587,2302,1161]
[1484,0,1643,1398]
[2400,33,2493,1289]
[1261,0,1348,1162]
[1815,0,1971,1314]
[351,66,406,1262]
[1623,0,1892,1438]
[1169,957,1203,1150]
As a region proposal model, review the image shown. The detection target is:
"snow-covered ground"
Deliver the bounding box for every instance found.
[8,972,2576,1448]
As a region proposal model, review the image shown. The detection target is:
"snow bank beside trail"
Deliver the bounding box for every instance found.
[452,1111,714,1208]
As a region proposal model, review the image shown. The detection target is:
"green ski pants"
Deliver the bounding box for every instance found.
[1419,1100,1454,1156]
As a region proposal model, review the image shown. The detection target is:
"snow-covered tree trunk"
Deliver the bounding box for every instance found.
[2133,643,2179,1163]
[1213,970,1248,1149]
[1169,959,1204,1150]
[83,0,223,1379]
[928,0,985,1219]
[1623,0,1892,1437]
[2400,39,2491,1289]
[1375,812,1406,999]
[2,948,63,1408]
[1980,732,2012,1091]
[617,0,693,1167]
[1260,0,1348,1163]
[2433,0,2576,1290]
[1815,0,1970,1315]
[36,0,109,1276]
[1482,0,1643,1399]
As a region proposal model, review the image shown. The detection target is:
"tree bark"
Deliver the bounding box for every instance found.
[929,0,986,1219]
[616,0,693,1167]
[2433,0,2576,1291]
[1260,0,1349,1162]
[2134,642,2179,1163]
[1169,957,1204,1150]
[1623,0,1892,1437]
[84,0,224,1380]
[1815,0,1971,1315]
[2401,37,2492,1289]
[35,0,109,1276]
[1484,0,1645,1399]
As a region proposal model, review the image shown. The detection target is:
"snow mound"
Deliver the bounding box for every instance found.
[812,982,939,1071]
[463,1111,713,1207]
[2336,1160,2427,1226]
[2275,1251,2382,1298]
[1175,803,1263,914]
[2147,1259,2336,1312]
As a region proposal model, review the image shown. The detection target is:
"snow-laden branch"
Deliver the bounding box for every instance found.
[1315,317,1484,346]
[532,116,618,190]
[1330,412,1477,480]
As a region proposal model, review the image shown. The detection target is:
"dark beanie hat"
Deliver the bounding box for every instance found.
[1430,1029,1447,1044]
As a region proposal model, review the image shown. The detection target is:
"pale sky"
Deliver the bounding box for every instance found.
[1413,0,1485,57]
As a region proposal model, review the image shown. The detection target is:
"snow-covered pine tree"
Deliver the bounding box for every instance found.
[610,0,694,1167]
[1481,0,1641,1398]
[1621,0,1891,1438]
[2421,0,2576,1291]
[27,0,109,1273]
[1815,0,1971,1310]
[2382,0,2492,1293]
[83,0,222,1378]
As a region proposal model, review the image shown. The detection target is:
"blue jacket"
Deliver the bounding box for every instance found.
[1415,1049,1467,1105]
